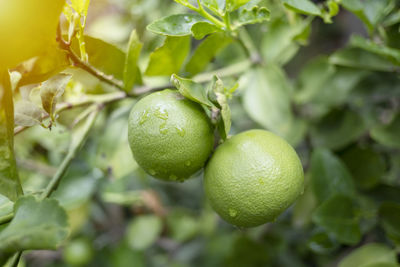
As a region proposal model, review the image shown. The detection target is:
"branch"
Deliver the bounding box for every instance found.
[40,106,101,199]
[237,28,263,65]
[16,158,57,177]
[193,59,252,83]
[14,91,127,135]
[9,251,23,267]
[56,25,125,91]
[132,84,173,96]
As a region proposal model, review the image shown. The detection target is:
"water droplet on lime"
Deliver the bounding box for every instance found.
[139,110,149,125]
[185,161,191,167]
[159,121,168,134]
[175,126,185,137]
[169,174,178,181]
[154,107,168,120]
[149,169,156,176]
[229,208,237,217]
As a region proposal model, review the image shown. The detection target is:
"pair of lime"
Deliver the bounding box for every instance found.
[128,90,304,227]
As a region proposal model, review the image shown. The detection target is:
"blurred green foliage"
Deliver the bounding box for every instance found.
[1,0,400,266]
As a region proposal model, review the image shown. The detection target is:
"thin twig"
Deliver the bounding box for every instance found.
[193,59,252,83]
[132,84,173,96]
[16,159,57,177]
[237,28,263,65]
[56,25,125,91]
[40,106,101,200]
[14,91,127,135]
[9,251,23,267]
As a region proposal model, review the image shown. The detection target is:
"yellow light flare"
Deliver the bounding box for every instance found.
[0,0,65,70]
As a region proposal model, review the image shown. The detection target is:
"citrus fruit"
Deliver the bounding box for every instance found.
[204,129,304,227]
[128,89,214,182]
[63,238,94,266]
[0,0,64,70]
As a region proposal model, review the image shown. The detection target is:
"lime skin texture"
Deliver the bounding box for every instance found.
[128,89,214,182]
[204,129,304,227]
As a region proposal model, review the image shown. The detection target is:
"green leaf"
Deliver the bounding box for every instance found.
[370,113,400,149]
[226,0,252,11]
[40,73,72,120]
[338,243,398,267]
[261,18,311,65]
[147,14,207,36]
[236,6,270,26]
[166,209,200,242]
[293,181,317,228]
[379,202,400,244]
[71,0,90,16]
[0,196,69,260]
[307,231,339,254]
[53,171,98,209]
[110,243,145,267]
[310,149,356,203]
[312,194,361,245]
[171,74,213,107]
[350,35,400,64]
[327,0,339,17]
[241,66,297,142]
[383,10,400,27]
[295,57,336,104]
[0,194,13,218]
[71,35,127,80]
[330,47,398,72]
[281,0,322,16]
[17,45,70,86]
[14,100,46,127]
[145,36,190,76]
[0,71,23,201]
[370,185,400,206]
[341,0,395,33]
[310,109,366,150]
[185,33,232,76]
[296,63,367,118]
[191,22,221,40]
[68,0,91,61]
[127,215,163,250]
[341,146,385,190]
[123,30,143,92]
[201,0,225,15]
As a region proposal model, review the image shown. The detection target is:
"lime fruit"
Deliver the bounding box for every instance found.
[63,238,94,266]
[128,89,214,182]
[204,129,304,227]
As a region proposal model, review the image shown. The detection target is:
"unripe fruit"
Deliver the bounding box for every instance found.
[63,238,93,266]
[128,89,214,182]
[204,129,304,227]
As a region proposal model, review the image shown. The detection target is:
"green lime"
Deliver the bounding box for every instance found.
[128,89,214,182]
[204,129,304,227]
[63,238,94,266]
